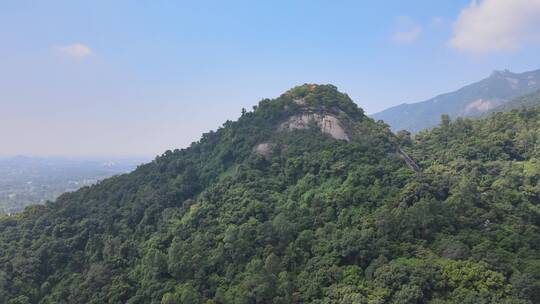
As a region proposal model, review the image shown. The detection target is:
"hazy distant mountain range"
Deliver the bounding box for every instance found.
[372,68,540,132]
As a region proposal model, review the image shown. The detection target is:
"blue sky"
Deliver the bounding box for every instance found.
[1,0,540,157]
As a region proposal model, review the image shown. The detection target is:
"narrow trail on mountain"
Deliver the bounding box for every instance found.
[398,148,420,172]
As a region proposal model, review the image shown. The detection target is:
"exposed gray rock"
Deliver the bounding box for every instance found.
[278,113,350,141]
[254,109,351,158]
[254,143,272,159]
[293,98,306,105]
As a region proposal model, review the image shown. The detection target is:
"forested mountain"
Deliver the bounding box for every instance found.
[1,84,540,303]
[484,90,540,116]
[372,68,540,133]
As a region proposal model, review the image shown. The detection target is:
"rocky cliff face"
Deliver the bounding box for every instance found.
[278,112,350,141]
[254,110,351,159]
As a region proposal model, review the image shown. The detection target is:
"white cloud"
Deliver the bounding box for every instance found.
[54,43,93,58]
[392,16,422,43]
[449,0,540,53]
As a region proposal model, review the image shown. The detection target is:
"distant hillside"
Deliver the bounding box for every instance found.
[484,90,540,115]
[372,68,540,133]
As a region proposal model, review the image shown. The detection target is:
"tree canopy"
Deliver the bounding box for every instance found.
[1,85,539,303]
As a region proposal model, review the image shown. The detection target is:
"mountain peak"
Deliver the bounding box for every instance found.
[283,83,324,99]
[277,84,365,120]
[247,85,361,148]
[490,69,513,77]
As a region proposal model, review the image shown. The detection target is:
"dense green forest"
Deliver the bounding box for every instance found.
[1,85,540,303]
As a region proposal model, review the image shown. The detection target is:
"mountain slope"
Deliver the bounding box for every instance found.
[484,90,540,116]
[1,85,540,303]
[372,68,540,133]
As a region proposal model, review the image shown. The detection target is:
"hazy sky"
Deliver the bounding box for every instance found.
[1,0,540,157]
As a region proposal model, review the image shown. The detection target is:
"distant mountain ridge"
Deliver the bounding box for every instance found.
[372,68,540,132]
